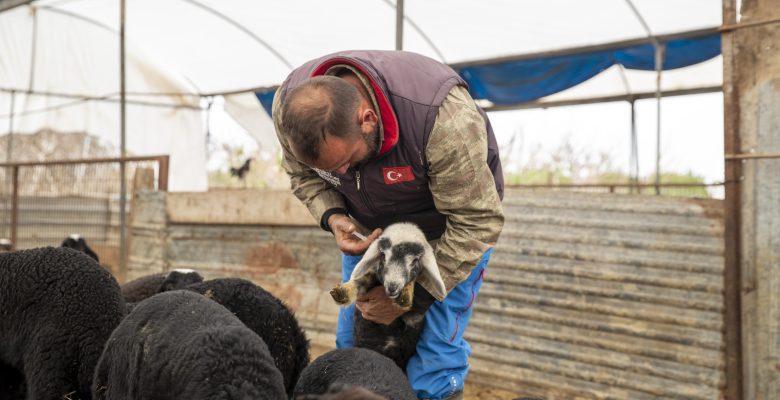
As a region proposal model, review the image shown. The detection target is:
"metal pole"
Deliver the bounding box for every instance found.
[629,99,638,193]
[5,91,15,242]
[119,0,128,275]
[395,0,404,50]
[10,166,18,250]
[7,90,14,163]
[654,43,665,195]
[722,0,743,398]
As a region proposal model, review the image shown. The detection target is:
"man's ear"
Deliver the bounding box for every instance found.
[359,105,378,134]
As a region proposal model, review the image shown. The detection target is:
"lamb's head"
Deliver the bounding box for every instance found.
[372,236,425,299]
[61,233,99,262]
[353,223,446,302]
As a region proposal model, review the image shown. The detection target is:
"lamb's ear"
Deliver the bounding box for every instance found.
[349,239,383,281]
[81,240,99,262]
[420,242,446,297]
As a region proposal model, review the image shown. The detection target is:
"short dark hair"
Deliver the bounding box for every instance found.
[281,76,362,163]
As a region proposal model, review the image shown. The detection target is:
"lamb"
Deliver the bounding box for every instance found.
[293,348,415,400]
[185,278,310,397]
[0,247,125,400]
[296,384,386,400]
[92,290,286,400]
[120,268,204,303]
[61,233,99,262]
[329,222,445,369]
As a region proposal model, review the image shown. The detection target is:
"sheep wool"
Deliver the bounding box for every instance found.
[185,278,310,397]
[293,348,416,400]
[0,247,125,400]
[92,290,286,400]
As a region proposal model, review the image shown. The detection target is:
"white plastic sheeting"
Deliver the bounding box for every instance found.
[0,0,722,190]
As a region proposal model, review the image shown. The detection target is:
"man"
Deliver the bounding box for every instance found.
[273,50,504,400]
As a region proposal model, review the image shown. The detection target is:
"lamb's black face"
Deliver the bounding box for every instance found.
[374,238,424,299]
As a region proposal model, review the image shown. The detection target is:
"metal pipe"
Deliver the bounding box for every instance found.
[10,166,18,250]
[484,86,722,112]
[119,0,128,278]
[5,90,14,242]
[725,152,780,160]
[721,0,743,397]
[654,44,665,195]
[7,90,14,163]
[395,0,404,50]
[0,154,169,168]
[629,99,638,193]
[28,5,37,91]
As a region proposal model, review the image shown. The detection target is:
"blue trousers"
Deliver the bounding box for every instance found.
[336,249,492,400]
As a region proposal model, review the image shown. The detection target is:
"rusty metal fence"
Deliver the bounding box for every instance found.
[0,156,168,270]
[508,182,726,199]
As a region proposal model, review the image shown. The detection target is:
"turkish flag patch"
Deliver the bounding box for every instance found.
[383,166,414,185]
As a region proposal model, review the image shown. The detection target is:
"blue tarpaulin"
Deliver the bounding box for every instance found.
[255,33,720,113]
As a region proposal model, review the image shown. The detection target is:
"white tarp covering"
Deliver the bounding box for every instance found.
[0,0,722,190]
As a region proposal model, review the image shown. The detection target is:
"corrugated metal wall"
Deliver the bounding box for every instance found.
[467,189,725,399]
[127,190,344,346]
[128,189,725,399]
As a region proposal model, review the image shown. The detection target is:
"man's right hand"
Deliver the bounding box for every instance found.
[328,214,382,255]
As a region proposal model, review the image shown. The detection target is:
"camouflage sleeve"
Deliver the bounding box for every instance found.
[426,85,505,294]
[272,88,347,227]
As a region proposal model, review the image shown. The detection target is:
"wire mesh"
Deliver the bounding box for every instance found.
[0,157,167,267]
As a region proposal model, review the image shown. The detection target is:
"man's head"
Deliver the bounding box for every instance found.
[281,76,380,173]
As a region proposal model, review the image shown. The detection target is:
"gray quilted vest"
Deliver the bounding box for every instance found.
[279,50,503,240]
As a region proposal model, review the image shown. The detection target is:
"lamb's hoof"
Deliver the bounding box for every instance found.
[395,296,412,308]
[330,286,351,305]
[395,285,414,308]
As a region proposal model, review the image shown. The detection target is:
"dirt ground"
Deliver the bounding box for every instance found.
[309,344,521,400]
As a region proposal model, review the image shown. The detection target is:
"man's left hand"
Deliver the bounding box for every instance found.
[356,286,410,325]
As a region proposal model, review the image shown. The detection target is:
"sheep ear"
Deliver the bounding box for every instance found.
[420,243,446,297]
[349,239,382,281]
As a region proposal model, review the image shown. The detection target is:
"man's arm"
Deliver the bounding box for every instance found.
[425,85,505,295]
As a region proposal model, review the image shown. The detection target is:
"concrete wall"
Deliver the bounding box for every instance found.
[128,189,726,399]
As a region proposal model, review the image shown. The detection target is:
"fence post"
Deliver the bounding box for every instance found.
[10,166,18,250]
[158,156,169,191]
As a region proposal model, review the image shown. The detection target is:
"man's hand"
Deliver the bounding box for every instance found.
[356,286,410,325]
[328,214,382,256]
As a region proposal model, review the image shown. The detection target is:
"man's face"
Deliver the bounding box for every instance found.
[311,127,379,174]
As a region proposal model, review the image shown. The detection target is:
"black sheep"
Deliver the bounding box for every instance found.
[92,290,286,400]
[120,269,204,303]
[0,247,125,400]
[293,348,415,400]
[185,278,310,397]
[60,234,99,262]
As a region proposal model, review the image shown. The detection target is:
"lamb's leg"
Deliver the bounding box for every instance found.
[330,281,357,305]
[395,282,415,308]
